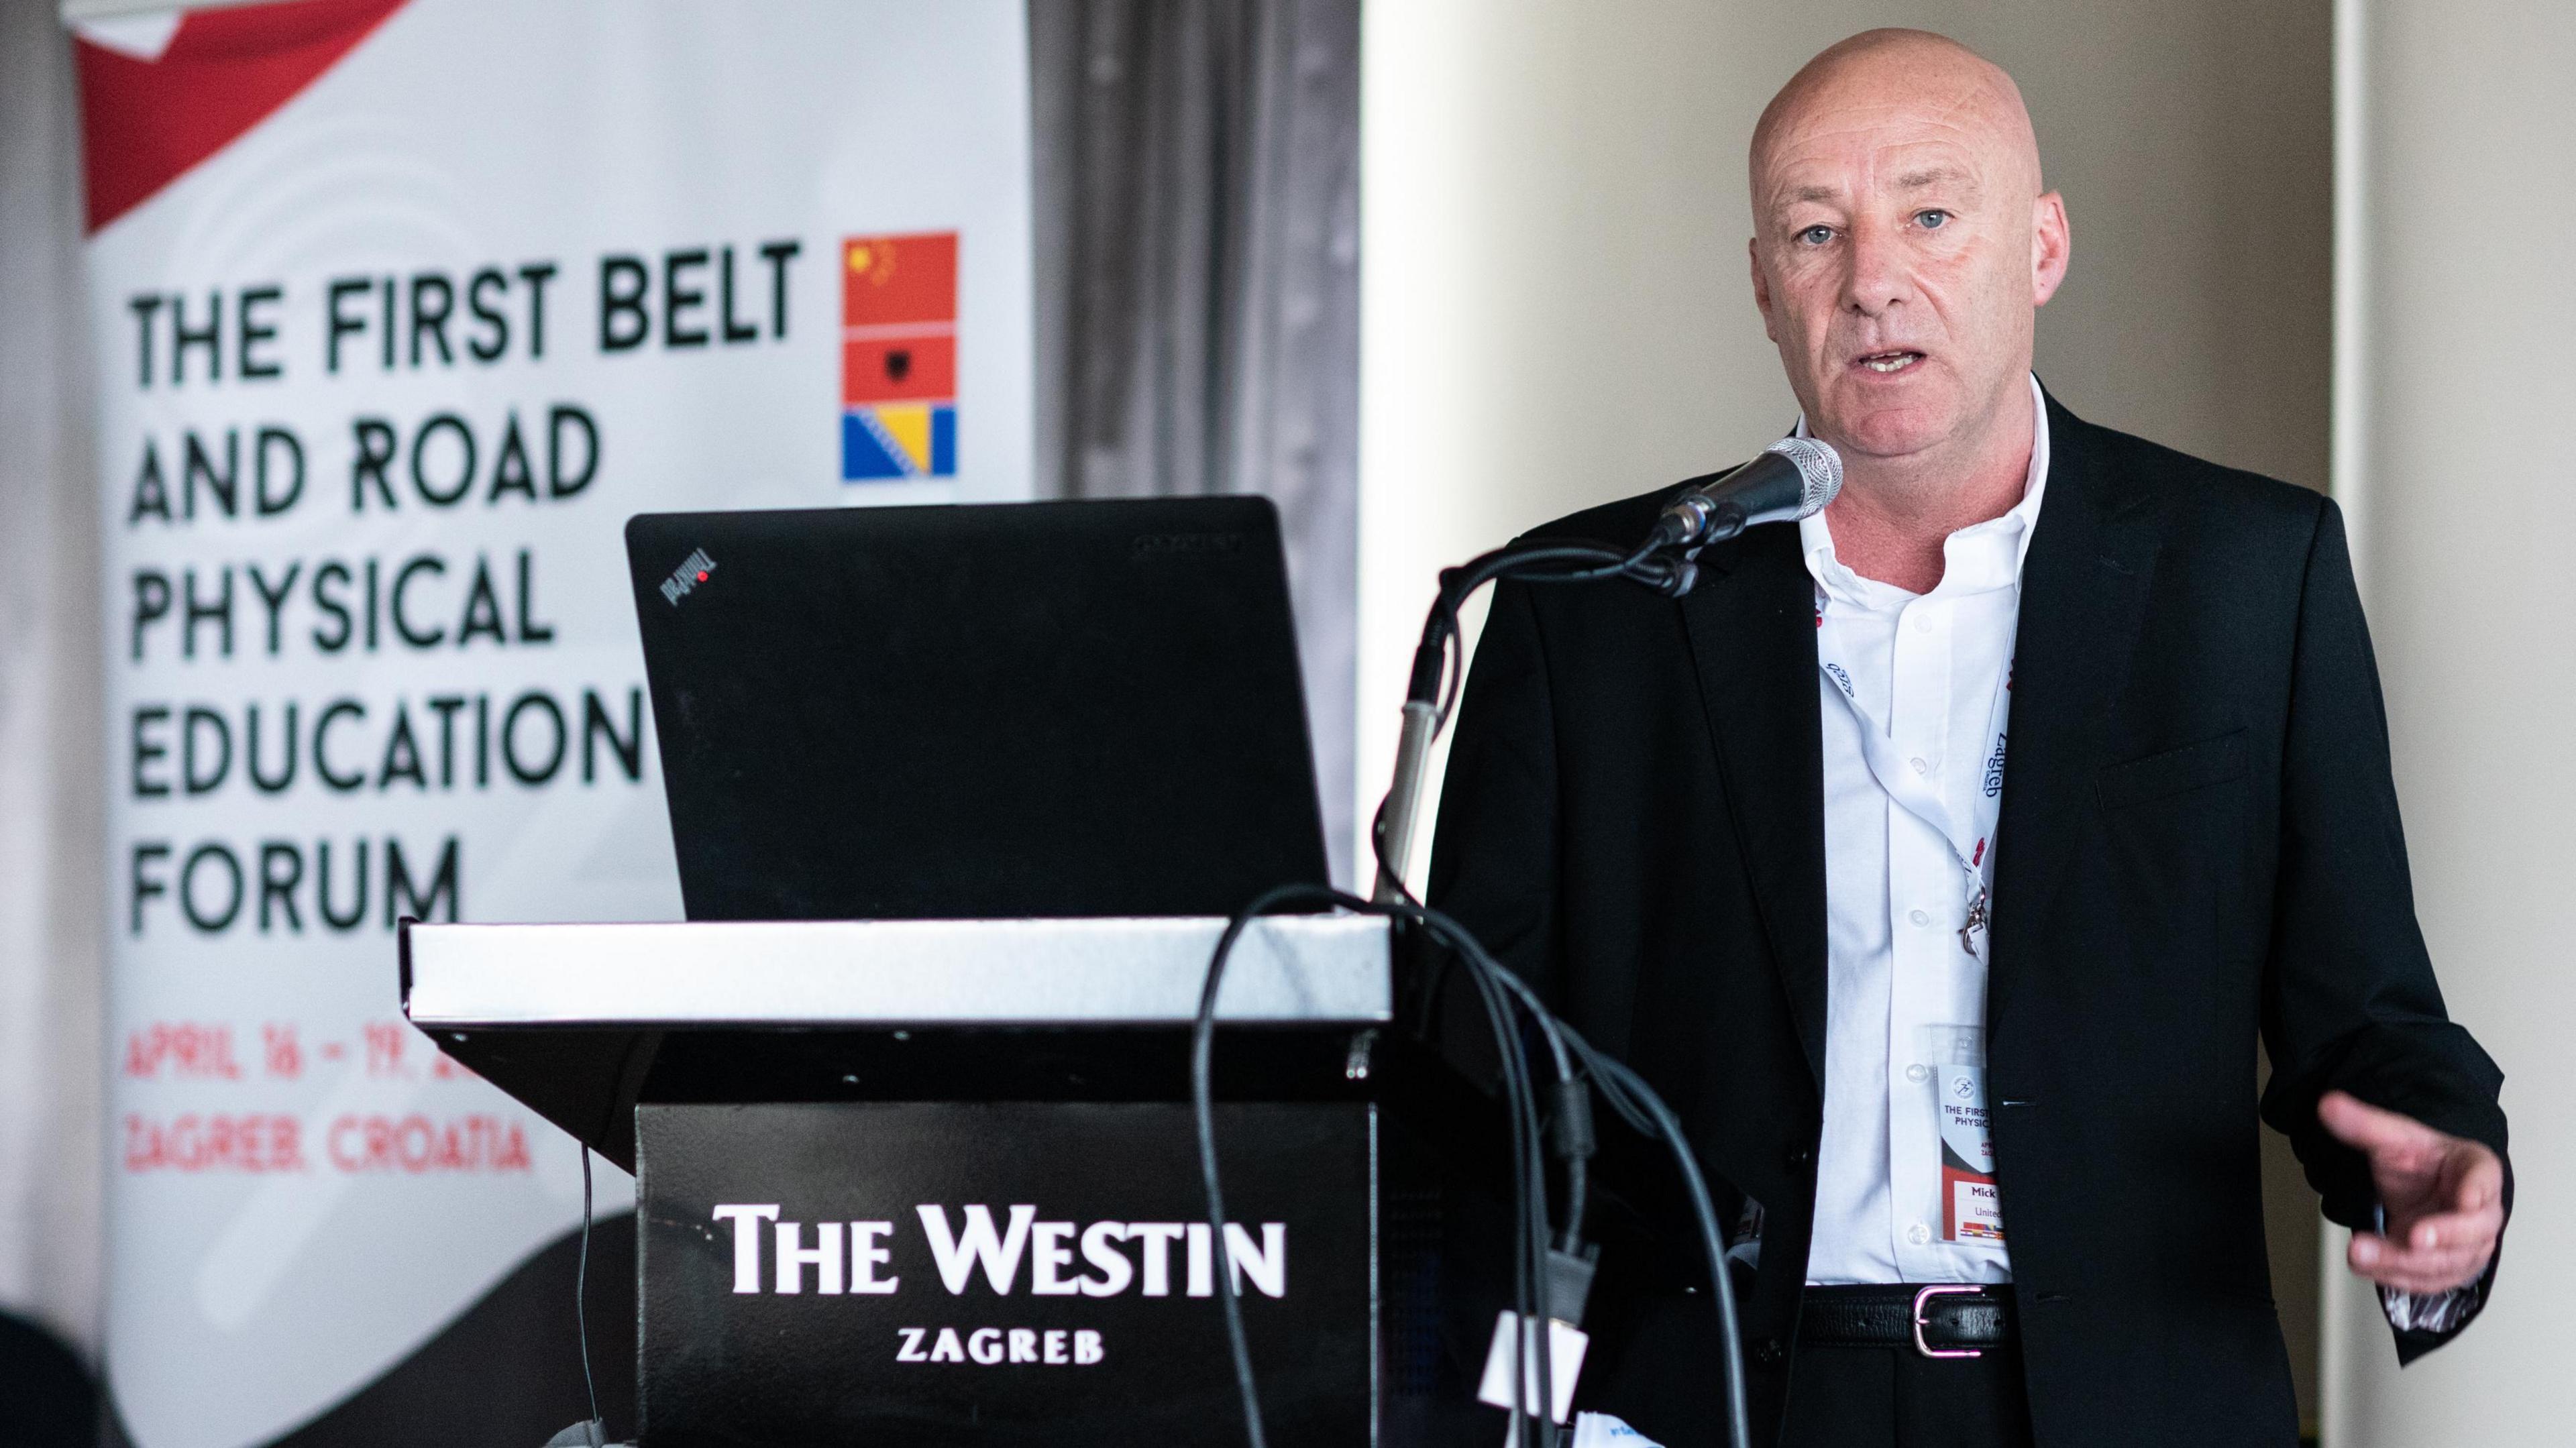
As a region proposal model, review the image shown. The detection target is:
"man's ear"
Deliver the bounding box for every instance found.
[1749,236,1780,342]
[2031,191,2072,307]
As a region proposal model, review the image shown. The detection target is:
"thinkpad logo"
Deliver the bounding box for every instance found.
[1130,532,1244,557]
[661,548,717,606]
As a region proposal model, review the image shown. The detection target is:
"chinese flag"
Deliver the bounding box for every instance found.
[843,233,958,328]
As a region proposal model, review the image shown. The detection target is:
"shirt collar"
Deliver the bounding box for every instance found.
[1794,372,2051,604]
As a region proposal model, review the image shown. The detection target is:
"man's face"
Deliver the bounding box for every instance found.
[1748,74,2065,461]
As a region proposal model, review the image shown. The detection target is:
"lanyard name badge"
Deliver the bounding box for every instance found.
[1817,590,2014,1246]
[1931,1025,2005,1243]
[1813,598,2012,958]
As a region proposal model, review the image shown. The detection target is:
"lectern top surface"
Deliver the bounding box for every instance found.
[400,914,1393,1028]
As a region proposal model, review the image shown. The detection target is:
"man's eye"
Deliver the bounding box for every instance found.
[1798,225,1834,245]
[1917,210,1950,229]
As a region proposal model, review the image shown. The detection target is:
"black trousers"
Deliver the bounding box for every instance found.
[1778,1343,2037,1448]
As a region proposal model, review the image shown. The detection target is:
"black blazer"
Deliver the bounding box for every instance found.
[1426,394,2508,1447]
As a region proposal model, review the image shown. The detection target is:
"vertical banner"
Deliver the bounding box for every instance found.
[72,1,1033,1444]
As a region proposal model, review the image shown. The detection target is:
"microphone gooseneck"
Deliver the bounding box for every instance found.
[1649,436,1843,550]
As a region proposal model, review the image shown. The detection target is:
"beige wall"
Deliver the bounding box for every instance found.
[1358,0,2334,1425]
[2322,2,2576,1444]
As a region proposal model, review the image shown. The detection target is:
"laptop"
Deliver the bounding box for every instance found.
[625,497,1332,922]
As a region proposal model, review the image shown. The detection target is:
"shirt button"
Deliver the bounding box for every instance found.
[1912,614,1932,632]
[1909,909,1931,926]
[1905,1064,1930,1083]
[1907,1223,1933,1246]
[1909,757,1929,774]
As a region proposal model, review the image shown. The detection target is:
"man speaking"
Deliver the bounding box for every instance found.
[1428,28,2508,1448]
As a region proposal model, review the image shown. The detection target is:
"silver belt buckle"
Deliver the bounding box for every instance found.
[1911,1284,1985,1359]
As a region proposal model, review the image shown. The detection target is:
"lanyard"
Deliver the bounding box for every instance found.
[1814,592,2016,958]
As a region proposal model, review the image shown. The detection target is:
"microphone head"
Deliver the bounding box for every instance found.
[1763,436,1843,518]
[1650,434,1847,549]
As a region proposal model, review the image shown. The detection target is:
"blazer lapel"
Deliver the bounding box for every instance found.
[1988,398,2161,1036]
[1680,524,1830,1087]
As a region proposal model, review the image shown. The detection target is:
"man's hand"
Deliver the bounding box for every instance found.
[2319,1089,2505,1296]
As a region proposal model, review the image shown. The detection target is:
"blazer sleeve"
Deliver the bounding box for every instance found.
[1424,577,1566,1010]
[2255,496,2510,1358]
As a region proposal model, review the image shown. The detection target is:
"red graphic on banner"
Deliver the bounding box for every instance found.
[74,0,409,234]
[843,231,958,327]
[842,333,957,404]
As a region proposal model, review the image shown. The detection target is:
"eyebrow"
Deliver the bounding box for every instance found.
[1779,166,1983,209]
[1895,165,1977,194]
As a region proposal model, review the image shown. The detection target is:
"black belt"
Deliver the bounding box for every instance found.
[1799,1284,2016,1359]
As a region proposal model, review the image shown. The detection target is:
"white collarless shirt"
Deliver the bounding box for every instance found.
[1799,374,2049,1286]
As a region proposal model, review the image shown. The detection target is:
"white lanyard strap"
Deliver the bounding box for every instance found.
[1815,599,2015,953]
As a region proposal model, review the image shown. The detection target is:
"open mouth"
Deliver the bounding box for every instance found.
[1852,349,1925,374]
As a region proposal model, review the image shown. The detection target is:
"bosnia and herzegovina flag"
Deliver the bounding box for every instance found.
[842,232,959,480]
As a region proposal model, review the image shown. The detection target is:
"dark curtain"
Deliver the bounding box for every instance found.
[0,0,104,1366]
[1030,0,1362,885]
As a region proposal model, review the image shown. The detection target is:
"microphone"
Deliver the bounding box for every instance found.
[1648,437,1843,549]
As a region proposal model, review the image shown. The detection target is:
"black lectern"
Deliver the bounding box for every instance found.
[400,913,1497,1446]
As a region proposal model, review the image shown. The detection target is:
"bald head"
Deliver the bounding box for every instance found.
[1743,28,2069,490]
[1751,30,2041,208]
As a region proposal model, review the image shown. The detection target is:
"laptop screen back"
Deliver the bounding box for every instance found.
[626,498,1331,921]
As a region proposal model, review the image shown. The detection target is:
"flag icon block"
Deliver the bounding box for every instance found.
[842,232,959,480]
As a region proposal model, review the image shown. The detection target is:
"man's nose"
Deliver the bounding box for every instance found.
[1841,218,1912,316]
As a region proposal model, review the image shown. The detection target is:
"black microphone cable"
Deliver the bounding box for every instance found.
[1194,885,1568,1448]
[1434,907,1751,1448]
[1425,539,1690,736]
[1195,889,1752,1448]
[1201,505,1766,1448]
[1482,973,1754,1448]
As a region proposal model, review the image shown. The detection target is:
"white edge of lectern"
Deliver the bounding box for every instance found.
[399,913,1395,1027]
